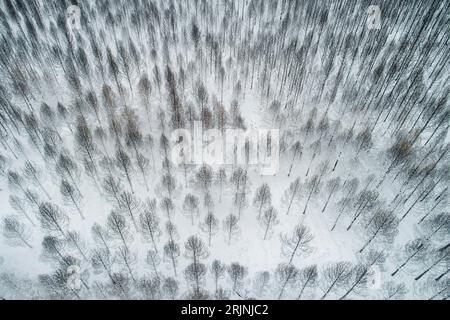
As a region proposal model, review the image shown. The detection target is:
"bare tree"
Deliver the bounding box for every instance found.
[116,245,137,284]
[281,224,314,265]
[228,263,247,292]
[91,248,118,291]
[138,73,152,123]
[302,175,321,215]
[138,276,160,300]
[184,261,207,296]
[195,164,213,195]
[224,214,240,245]
[109,272,131,299]
[422,213,450,241]
[360,210,399,253]
[354,127,373,156]
[253,183,272,220]
[340,250,386,300]
[230,167,245,197]
[331,178,359,231]
[185,236,209,265]
[414,247,449,281]
[183,194,200,225]
[211,260,226,295]
[37,202,68,237]
[135,153,150,191]
[117,191,141,230]
[55,152,80,193]
[424,278,450,300]
[162,157,173,176]
[215,167,227,203]
[23,161,50,199]
[2,216,32,248]
[391,239,429,277]
[253,271,271,298]
[145,134,156,171]
[288,141,302,177]
[41,236,67,265]
[140,200,161,252]
[201,212,219,246]
[7,170,27,195]
[60,179,84,220]
[107,211,132,252]
[203,192,214,212]
[233,191,248,218]
[86,91,101,125]
[283,177,302,216]
[162,277,179,300]
[347,190,379,231]
[261,206,279,240]
[378,136,413,185]
[215,104,228,133]
[9,195,35,226]
[165,66,185,129]
[160,197,174,221]
[321,262,353,300]
[161,173,176,200]
[124,110,143,157]
[322,177,341,213]
[146,250,161,280]
[215,287,230,300]
[91,223,110,252]
[276,263,299,299]
[164,240,180,277]
[106,48,123,97]
[39,257,86,299]
[65,230,88,262]
[74,116,97,175]
[160,134,170,158]
[297,265,318,300]
[103,174,123,207]
[382,281,408,300]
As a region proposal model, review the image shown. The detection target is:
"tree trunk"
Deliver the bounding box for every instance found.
[391,248,422,277]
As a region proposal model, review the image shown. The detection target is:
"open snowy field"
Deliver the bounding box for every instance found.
[0,0,448,300]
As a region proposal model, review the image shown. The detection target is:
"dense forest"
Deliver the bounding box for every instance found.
[0,0,449,300]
